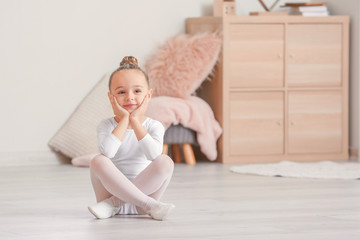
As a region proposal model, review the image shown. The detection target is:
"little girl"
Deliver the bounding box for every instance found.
[88,56,175,221]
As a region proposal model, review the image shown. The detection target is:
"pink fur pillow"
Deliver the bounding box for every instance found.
[145,32,221,98]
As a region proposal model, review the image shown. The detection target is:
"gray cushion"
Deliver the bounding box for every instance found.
[164,124,197,144]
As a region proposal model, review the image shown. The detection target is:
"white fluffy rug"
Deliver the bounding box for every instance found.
[230,161,360,180]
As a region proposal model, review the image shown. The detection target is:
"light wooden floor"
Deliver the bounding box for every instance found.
[1,160,360,240]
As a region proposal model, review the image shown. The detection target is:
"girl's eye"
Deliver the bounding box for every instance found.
[135,89,142,93]
[119,91,126,94]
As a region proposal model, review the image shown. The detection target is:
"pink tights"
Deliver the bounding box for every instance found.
[90,154,174,214]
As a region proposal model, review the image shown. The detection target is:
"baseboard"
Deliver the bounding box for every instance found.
[349,148,359,161]
[2,148,358,166]
[0,150,71,167]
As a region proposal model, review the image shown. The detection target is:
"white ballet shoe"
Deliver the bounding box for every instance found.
[147,202,175,221]
[88,199,120,219]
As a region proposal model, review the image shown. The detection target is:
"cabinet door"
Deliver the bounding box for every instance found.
[229,92,284,155]
[227,24,284,88]
[288,91,342,154]
[287,24,342,87]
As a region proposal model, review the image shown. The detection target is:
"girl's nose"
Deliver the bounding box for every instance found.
[126,92,134,100]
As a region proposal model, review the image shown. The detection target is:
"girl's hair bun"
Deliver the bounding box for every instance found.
[108,55,149,89]
[120,56,138,67]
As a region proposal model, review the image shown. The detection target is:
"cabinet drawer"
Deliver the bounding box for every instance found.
[287,24,342,87]
[288,91,342,153]
[227,23,284,88]
[229,91,284,155]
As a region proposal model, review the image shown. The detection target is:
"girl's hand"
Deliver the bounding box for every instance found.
[130,94,150,123]
[109,93,129,119]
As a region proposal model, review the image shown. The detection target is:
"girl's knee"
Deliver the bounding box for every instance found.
[154,154,174,173]
[90,154,111,171]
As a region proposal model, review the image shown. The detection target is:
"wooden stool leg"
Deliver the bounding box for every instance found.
[171,144,181,163]
[182,143,196,165]
[163,144,169,155]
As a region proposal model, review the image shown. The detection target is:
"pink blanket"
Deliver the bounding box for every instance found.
[146,96,222,161]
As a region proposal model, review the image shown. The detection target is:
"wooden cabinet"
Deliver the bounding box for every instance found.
[186,16,349,163]
[288,91,343,154]
[229,92,284,155]
[228,23,284,88]
[287,24,342,87]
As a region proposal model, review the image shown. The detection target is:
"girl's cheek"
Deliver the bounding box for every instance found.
[116,97,122,105]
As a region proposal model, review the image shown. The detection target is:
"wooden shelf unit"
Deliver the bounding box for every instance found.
[186,16,349,163]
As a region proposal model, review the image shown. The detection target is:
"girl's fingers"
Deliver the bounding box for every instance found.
[111,95,118,107]
[113,96,128,115]
[113,96,119,106]
[142,95,147,105]
[138,95,148,110]
[136,95,149,114]
[141,95,149,105]
[110,95,116,106]
[144,94,150,107]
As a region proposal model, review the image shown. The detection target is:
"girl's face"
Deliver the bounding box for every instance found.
[109,70,152,113]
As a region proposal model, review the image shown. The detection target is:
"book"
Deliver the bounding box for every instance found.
[299,6,328,12]
[289,8,329,16]
[283,2,327,7]
[301,11,329,16]
[284,2,329,16]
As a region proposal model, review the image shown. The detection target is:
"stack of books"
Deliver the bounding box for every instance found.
[282,2,329,16]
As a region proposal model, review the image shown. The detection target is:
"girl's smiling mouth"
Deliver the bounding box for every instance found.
[123,104,137,109]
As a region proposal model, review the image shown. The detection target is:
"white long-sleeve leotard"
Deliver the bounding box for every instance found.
[97,117,164,179]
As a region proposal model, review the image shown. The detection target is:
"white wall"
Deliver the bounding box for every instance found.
[0,0,211,155]
[0,0,317,159]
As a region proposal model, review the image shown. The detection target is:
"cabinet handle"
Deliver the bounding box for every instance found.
[277,121,283,126]
[290,53,296,58]
[290,121,295,126]
[278,53,283,59]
